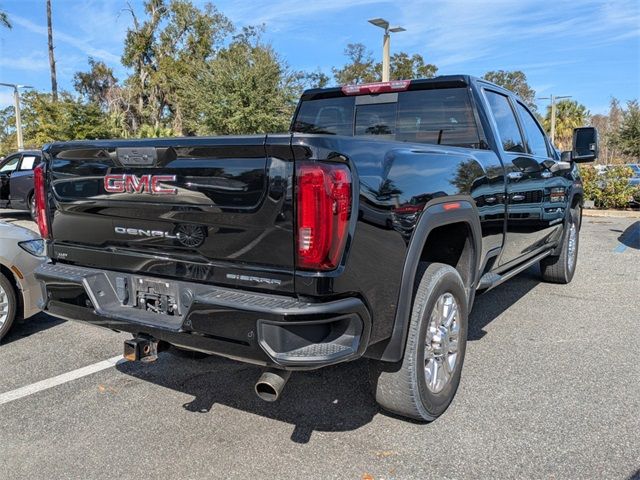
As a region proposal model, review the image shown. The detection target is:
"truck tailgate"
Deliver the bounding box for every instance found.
[45,135,295,293]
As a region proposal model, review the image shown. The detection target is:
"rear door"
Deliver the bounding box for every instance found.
[0,154,21,202]
[483,89,562,267]
[10,153,40,209]
[47,135,296,293]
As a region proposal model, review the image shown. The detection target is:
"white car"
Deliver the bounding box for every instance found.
[0,222,46,341]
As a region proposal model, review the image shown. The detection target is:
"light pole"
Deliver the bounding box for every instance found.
[0,83,33,151]
[538,94,572,145]
[368,18,406,82]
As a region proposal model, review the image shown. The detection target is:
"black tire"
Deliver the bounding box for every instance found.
[371,262,468,421]
[0,272,18,341]
[28,193,36,220]
[540,207,580,284]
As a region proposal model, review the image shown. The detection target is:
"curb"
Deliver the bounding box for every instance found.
[583,209,640,219]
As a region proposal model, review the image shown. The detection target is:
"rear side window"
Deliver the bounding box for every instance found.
[485,91,525,153]
[515,103,549,157]
[292,96,354,135]
[20,155,39,170]
[396,89,481,148]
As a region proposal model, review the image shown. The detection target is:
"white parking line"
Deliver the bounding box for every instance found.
[0,355,124,406]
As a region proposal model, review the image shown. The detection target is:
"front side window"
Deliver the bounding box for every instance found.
[485,91,525,153]
[0,155,20,173]
[516,103,549,157]
[396,88,481,148]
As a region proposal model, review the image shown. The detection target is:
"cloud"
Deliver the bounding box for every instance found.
[0,91,15,109]
[0,52,49,72]
[391,0,640,67]
[11,14,121,64]
[222,0,385,31]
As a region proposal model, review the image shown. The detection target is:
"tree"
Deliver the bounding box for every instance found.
[333,44,437,84]
[180,27,301,135]
[13,91,113,147]
[74,58,118,108]
[46,0,58,101]
[332,43,377,85]
[483,70,536,110]
[544,99,589,151]
[302,69,330,89]
[0,8,11,28]
[376,52,437,80]
[121,0,233,134]
[0,106,16,155]
[615,100,640,158]
[590,97,625,164]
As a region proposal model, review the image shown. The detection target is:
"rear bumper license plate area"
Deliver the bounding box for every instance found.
[35,263,371,368]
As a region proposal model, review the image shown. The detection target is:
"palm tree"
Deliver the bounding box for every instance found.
[544,99,589,150]
[0,9,11,29]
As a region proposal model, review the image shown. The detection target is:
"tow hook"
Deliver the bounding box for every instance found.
[124,336,160,363]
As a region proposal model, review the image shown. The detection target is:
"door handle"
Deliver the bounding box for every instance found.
[507,171,523,180]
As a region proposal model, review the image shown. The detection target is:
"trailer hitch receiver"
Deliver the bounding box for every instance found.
[124,336,159,363]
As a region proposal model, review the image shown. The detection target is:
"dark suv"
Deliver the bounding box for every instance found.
[0,150,42,218]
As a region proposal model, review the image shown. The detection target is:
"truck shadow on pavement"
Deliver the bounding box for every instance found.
[116,353,378,443]
[1,312,65,346]
[615,221,640,250]
[114,270,540,442]
[468,266,540,341]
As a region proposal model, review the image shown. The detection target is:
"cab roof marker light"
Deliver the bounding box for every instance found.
[341,80,411,96]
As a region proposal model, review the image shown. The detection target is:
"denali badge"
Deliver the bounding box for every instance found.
[104,174,177,195]
[115,226,177,239]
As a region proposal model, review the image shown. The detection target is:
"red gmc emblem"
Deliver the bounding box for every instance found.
[104,174,178,195]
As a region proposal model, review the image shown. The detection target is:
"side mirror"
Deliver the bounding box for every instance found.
[560,151,572,162]
[572,127,598,163]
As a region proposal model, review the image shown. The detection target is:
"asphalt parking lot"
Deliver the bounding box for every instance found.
[0,209,638,480]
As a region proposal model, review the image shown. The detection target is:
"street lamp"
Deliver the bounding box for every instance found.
[538,94,572,145]
[368,18,406,82]
[0,82,33,151]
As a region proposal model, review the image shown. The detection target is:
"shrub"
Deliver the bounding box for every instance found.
[580,165,638,209]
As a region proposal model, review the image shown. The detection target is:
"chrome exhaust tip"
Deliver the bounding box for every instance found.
[255,369,291,402]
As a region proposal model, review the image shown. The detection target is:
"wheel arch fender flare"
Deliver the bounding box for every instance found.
[379,196,483,362]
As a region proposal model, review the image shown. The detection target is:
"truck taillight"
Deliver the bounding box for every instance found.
[33,164,50,239]
[296,162,351,270]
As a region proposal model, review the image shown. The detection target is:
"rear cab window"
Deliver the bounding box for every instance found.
[292,87,483,149]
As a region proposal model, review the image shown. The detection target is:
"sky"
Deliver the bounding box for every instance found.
[0,0,639,115]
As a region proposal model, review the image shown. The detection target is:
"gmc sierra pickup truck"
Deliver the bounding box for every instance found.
[34,75,598,421]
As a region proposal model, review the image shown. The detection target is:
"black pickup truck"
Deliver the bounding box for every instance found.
[34,75,598,421]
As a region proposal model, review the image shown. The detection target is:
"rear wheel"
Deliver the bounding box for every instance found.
[371,262,468,421]
[540,207,580,284]
[0,273,17,341]
[28,193,36,220]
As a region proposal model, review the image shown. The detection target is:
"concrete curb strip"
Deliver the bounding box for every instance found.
[582,209,640,218]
